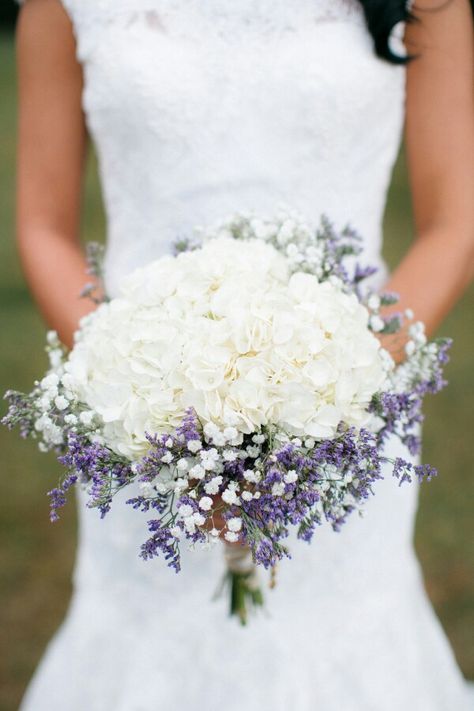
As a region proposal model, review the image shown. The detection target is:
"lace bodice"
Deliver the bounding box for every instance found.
[42,0,407,295]
[61,0,365,56]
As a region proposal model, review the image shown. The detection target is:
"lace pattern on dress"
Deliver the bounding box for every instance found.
[68,0,364,25]
[49,0,368,59]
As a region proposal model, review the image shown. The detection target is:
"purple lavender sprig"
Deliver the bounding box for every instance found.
[370,336,452,455]
[118,410,421,575]
[55,432,134,520]
[80,242,109,304]
[2,390,38,440]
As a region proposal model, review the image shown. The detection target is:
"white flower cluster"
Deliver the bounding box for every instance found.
[139,425,269,544]
[62,236,388,459]
[142,426,265,499]
[200,208,329,278]
[33,333,68,449]
[29,331,103,451]
[389,319,437,393]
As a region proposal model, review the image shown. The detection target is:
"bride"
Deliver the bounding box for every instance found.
[15,0,474,709]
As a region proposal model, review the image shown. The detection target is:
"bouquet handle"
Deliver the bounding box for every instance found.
[222,544,264,625]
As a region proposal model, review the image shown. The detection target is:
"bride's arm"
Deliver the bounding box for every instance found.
[383,0,474,355]
[16,0,94,349]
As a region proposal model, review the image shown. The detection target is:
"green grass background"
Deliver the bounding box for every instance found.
[0,31,473,711]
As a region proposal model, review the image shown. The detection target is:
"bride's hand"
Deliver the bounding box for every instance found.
[376,331,407,364]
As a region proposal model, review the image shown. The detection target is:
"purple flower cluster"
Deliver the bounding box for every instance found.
[1,390,38,439]
[370,336,452,457]
[314,217,365,290]
[117,411,405,573]
[52,432,134,521]
[3,385,450,578]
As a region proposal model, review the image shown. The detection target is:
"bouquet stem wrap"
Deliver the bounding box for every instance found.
[223,545,264,625]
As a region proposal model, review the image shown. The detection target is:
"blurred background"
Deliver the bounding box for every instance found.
[0,7,473,711]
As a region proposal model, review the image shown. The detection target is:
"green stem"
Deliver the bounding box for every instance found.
[228,570,264,626]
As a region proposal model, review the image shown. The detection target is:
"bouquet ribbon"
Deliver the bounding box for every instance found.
[222,544,264,625]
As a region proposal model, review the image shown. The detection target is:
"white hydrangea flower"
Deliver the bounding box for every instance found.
[62,236,388,459]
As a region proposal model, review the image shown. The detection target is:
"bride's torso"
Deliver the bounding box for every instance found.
[65,0,406,294]
[63,0,417,604]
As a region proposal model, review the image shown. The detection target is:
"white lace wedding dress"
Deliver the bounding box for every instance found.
[19,1,473,709]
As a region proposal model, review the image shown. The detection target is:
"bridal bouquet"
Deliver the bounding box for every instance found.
[3,211,450,623]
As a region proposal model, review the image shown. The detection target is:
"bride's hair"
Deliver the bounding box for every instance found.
[359,0,474,63]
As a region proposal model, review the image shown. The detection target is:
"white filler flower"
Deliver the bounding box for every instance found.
[64,237,388,459]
